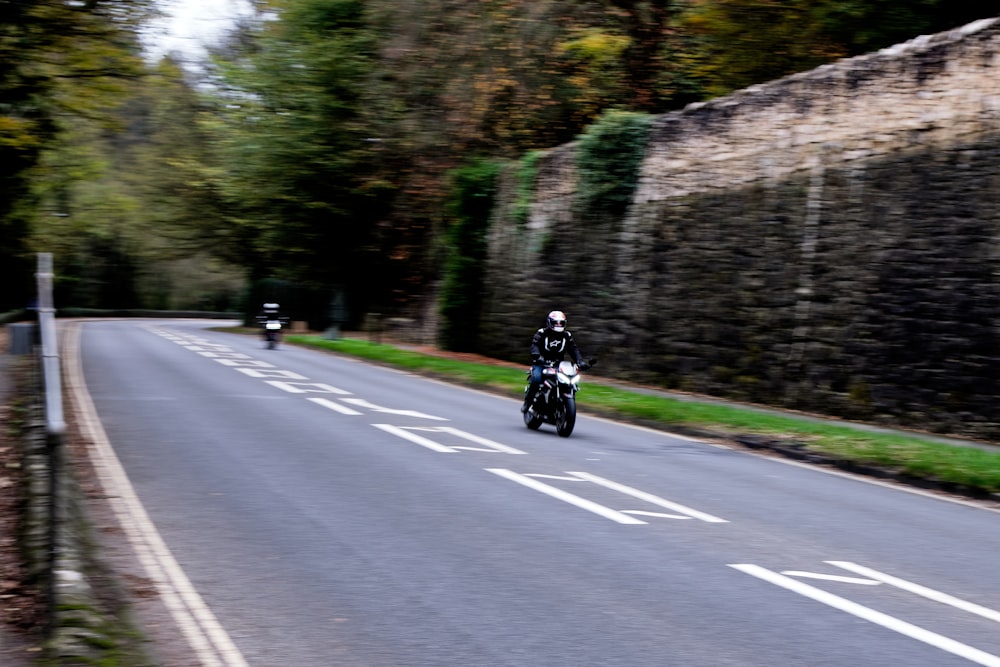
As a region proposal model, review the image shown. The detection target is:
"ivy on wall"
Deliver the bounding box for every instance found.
[511,150,544,225]
[439,158,503,351]
[574,110,653,219]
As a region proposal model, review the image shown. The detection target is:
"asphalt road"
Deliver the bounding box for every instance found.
[70,319,1000,667]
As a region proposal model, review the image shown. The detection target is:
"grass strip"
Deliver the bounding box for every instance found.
[286,335,1000,495]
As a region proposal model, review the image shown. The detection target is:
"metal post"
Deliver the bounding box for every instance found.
[36,252,64,634]
[37,253,65,437]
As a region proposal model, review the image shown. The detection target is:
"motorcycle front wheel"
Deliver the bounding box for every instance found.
[556,397,576,437]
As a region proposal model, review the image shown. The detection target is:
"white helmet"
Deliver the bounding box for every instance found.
[546,310,567,332]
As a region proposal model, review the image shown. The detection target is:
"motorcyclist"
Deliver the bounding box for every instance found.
[256,302,284,326]
[521,310,588,413]
[256,302,288,337]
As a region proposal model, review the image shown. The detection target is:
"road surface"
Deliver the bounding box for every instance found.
[67,319,1000,667]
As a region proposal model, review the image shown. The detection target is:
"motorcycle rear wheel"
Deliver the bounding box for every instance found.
[524,408,543,430]
[556,397,576,437]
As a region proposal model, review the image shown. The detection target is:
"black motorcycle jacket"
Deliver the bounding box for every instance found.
[530,328,585,365]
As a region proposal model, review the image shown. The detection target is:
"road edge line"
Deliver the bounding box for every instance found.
[63,321,250,667]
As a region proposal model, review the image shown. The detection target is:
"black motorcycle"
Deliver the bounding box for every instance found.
[523,359,595,437]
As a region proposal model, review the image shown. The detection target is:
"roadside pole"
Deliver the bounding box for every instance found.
[35,252,64,635]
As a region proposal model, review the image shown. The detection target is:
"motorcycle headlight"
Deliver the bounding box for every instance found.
[558,371,581,385]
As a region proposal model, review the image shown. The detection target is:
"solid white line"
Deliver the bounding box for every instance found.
[730,563,1000,667]
[828,561,1000,623]
[372,424,456,452]
[567,471,729,523]
[486,468,647,524]
[307,397,363,415]
[66,323,250,667]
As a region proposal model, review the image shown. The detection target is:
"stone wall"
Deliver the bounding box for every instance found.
[479,18,1000,439]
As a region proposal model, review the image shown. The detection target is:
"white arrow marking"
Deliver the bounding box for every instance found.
[829,561,1000,623]
[486,469,646,524]
[730,564,1000,667]
[341,398,447,421]
[567,471,728,523]
[432,427,524,454]
[372,424,455,452]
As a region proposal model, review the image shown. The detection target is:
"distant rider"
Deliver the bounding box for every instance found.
[256,302,284,326]
[521,310,588,413]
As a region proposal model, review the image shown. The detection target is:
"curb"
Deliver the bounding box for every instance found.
[732,434,1000,503]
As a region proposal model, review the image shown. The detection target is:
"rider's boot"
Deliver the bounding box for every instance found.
[521,384,538,413]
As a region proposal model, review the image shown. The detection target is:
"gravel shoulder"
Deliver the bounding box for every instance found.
[0,329,46,666]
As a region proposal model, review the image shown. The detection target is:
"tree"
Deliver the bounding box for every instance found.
[209,0,391,321]
[0,0,154,310]
[671,0,996,99]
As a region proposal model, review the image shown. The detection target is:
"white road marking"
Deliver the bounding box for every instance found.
[782,571,881,585]
[265,380,351,395]
[486,468,647,524]
[567,471,729,523]
[621,510,694,520]
[307,397,363,415]
[234,368,308,380]
[828,561,1000,623]
[371,425,525,454]
[621,510,693,520]
[730,563,1000,667]
[526,474,588,482]
[372,424,455,453]
[211,358,275,367]
[431,427,525,454]
[341,398,447,421]
[66,323,249,667]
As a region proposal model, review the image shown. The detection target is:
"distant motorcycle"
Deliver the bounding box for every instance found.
[522,359,595,437]
[262,319,283,349]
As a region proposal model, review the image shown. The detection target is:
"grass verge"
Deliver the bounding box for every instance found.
[285,334,1000,497]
